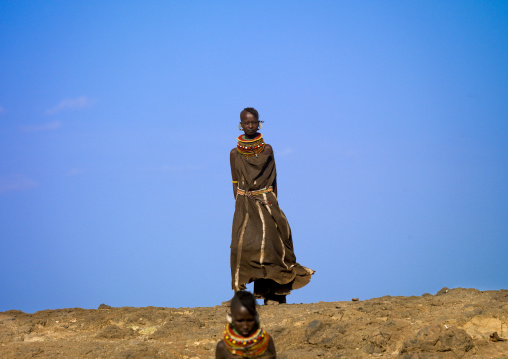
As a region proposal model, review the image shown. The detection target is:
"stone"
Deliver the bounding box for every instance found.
[401,324,474,355]
[436,287,450,296]
[305,320,323,340]
[96,325,135,339]
[492,290,508,302]
[462,316,508,340]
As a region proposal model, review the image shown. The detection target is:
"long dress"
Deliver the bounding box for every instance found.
[231,149,314,296]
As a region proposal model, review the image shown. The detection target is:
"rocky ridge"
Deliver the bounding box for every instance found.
[1,287,507,358]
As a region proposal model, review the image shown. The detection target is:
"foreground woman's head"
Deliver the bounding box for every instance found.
[230,291,259,337]
[239,107,263,137]
[216,291,276,358]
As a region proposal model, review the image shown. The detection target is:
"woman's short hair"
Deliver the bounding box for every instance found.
[231,290,257,316]
[241,107,259,121]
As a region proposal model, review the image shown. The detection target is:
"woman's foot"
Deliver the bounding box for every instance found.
[264,294,286,305]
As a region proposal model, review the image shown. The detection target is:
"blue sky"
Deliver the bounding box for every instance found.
[1,1,507,313]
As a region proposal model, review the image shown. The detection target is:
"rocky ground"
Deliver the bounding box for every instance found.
[1,287,507,358]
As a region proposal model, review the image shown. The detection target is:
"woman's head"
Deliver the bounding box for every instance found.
[239,107,263,137]
[241,107,259,121]
[230,291,259,337]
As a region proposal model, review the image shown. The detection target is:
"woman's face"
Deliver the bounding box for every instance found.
[231,305,257,337]
[240,112,259,137]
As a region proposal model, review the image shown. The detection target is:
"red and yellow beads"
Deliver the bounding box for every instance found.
[237,134,265,157]
[223,322,269,357]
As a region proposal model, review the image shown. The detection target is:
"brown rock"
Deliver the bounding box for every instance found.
[436,287,450,296]
[115,344,160,359]
[492,289,508,302]
[401,323,474,356]
[463,316,508,340]
[305,320,323,340]
[96,325,136,339]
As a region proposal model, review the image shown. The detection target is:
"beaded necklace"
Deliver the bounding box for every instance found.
[237,133,265,157]
[223,322,270,357]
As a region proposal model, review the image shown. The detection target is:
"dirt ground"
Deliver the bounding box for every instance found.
[1,287,507,358]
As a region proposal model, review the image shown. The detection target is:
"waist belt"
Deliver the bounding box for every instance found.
[236,186,273,196]
[237,186,273,205]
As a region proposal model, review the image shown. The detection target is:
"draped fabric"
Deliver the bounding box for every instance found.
[231,151,314,295]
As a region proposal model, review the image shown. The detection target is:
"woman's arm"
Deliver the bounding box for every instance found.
[230,149,238,199]
[216,340,229,359]
[216,339,244,358]
[267,335,277,358]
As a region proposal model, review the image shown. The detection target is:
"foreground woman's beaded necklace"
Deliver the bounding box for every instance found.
[237,133,265,157]
[223,322,269,357]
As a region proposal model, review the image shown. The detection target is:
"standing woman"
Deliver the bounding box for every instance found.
[230,107,314,304]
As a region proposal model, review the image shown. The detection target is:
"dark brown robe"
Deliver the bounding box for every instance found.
[231,150,314,295]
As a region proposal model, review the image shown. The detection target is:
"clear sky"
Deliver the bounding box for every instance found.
[1,1,507,313]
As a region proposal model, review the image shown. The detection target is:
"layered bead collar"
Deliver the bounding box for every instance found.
[237,133,265,157]
[223,322,269,357]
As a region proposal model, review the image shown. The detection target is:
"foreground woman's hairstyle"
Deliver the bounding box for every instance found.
[231,290,257,316]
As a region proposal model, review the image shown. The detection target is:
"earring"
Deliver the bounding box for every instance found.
[227,313,233,324]
[258,123,263,130]
[238,123,243,131]
[255,313,260,324]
